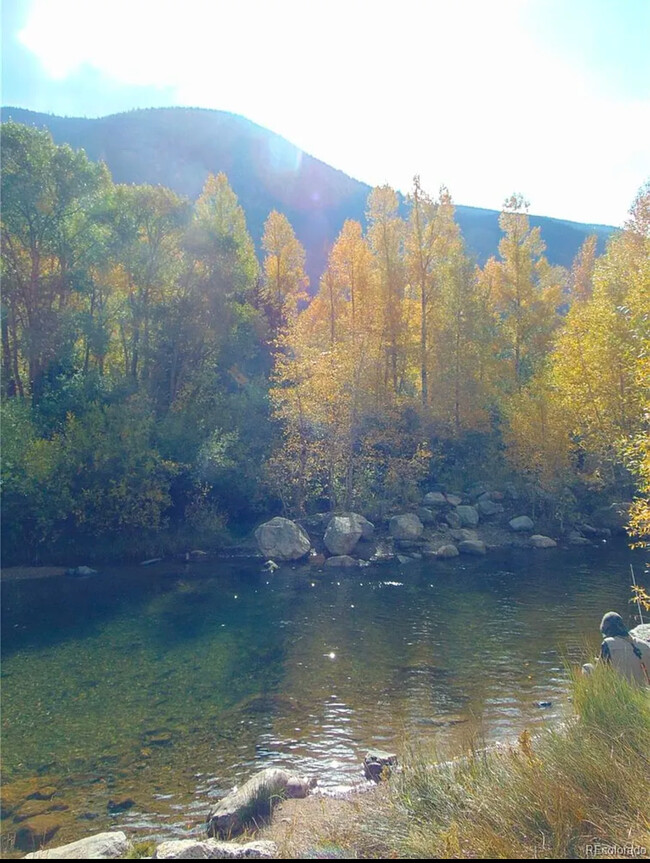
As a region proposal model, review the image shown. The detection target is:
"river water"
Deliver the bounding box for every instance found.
[1,542,647,853]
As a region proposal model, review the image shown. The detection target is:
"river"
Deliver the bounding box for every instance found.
[1,541,647,854]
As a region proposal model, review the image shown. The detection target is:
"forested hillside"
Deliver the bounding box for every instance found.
[0,107,614,289]
[1,122,647,564]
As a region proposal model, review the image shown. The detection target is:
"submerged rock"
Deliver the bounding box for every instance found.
[24,831,129,859]
[254,517,311,561]
[324,555,358,568]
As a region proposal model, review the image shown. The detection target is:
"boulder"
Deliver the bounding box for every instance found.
[341,512,375,541]
[436,544,459,558]
[579,523,612,538]
[477,498,504,517]
[445,511,462,529]
[568,530,592,546]
[417,507,436,524]
[455,506,479,528]
[323,515,362,555]
[509,516,534,532]
[389,513,424,540]
[445,494,463,507]
[24,831,129,859]
[459,540,486,556]
[254,518,311,561]
[530,535,557,549]
[450,528,479,542]
[207,768,314,837]
[423,491,447,507]
[363,749,398,782]
[591,502,632,534]
[324,555,358,568]
[154,840,278,859]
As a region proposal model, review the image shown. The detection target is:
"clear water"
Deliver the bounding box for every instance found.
[1,542,647,853]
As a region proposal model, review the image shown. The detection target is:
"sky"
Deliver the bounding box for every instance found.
[2,0,649,227]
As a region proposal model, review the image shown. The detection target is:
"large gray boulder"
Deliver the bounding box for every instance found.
[324,515,362,555]
[423,491,447,508]
[254,518,311,561]
[389,513,424,540]
[24,832,129,859]
[455,506,479,528]
[154,839,278,859]
[477,498,503,517]
[530,534,557,548]
[591,502,632,535]
[509,515,534,532]
[341,512,375,540]
[207,768,314,837]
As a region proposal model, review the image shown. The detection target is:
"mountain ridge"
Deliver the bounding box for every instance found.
[1,105,615,287]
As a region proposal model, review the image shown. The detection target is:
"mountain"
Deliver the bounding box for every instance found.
[1,106,615,288]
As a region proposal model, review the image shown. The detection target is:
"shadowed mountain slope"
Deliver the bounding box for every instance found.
[1,106,615,288]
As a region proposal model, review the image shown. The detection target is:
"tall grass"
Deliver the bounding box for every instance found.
[391,665,650,859]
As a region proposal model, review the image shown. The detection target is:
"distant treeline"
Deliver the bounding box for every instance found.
[1,122,648,562]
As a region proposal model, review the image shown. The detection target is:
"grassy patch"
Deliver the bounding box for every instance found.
[124,840,157,859]
[393,664,650,858]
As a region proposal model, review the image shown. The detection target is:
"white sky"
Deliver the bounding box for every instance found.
[17,0,650,226]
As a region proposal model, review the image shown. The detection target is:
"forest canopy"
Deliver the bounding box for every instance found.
[1,122,648,563]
